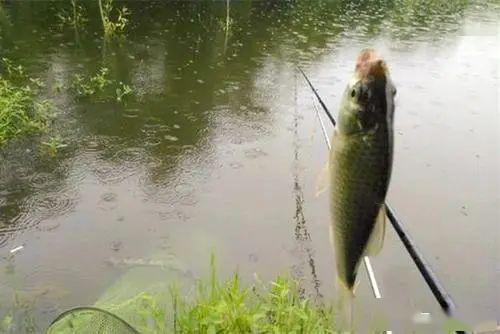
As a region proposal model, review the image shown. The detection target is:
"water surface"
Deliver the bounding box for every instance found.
[0,1,499,332]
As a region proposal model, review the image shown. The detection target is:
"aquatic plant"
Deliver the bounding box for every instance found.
[41,136,67,157]
[1,57,26,81]
[0,61,51,147]
[218,0,233,53]
[72,67,134,104]
[223,0,233,33]
[0,290,39,333]
[0,313,13,333]
[72,67,111,97]
[98,0,130,38]
[115,82,133,103]
[57,0,87,31]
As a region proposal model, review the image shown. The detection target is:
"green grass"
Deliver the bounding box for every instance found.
[0,58,56,148]
[0,76,51,147]
[169,254,334,333]
[47,256,336,333]
[172,273,335,333]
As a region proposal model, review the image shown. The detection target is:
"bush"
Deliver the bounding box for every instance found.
[0,77,51,146]
[171,257,335,333]
[47,257,336,333]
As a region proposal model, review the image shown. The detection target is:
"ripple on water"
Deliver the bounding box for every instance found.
[90,145,150,184]
[230,162,243,169]
[174,183,195,197]
[0,202,22,223]
[141,122,174,147]
[158,209,190,222]
[174,182,198,206]
[82,135,115,153]
[113,147,146,165]
[100,192,117,202]
[138,166,176,197]
[92,163,135,184]
[12,165,32,183]
[29,172,58,190]
[145,137,162,147]
[0,211,39,248]
[0,234,9,248]
[0,222,22,248]
[98,192,118,211]
[164,135,179,142]
[244,147,268,159]
[25,192,77,220]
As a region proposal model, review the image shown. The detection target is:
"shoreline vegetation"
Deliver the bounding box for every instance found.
[0,59,52,148]
[0,1,494,332]
[0,0,133,151]
[0,58,133,153]
[171,264,335,333]
[46,256,337,333]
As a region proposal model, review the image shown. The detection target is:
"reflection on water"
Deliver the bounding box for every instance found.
[0,0,499,332]
[290,73,322,300]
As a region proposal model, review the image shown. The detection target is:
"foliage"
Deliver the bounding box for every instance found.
[56,0,87,30]
[48,256,336,333]
[0,59,52,147]
[41,136,67,157]
[0,313,13,333]
[0,291,39,333]
[72,67,111,97]
[1,57,26,81]
[218,0,233,33]
[71,67,134,104]
[98,0,130,38]
[217,16,234,33]
[115,82,133,103]
[173,269,335,333]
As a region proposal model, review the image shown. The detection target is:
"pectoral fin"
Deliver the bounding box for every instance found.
[315,161,330,197]
[364,204,386,256]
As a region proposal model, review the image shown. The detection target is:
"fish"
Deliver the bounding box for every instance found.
[329,48,396,292]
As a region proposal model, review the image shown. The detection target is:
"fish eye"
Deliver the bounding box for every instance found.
[350,89,356,98]
[392,88,397,96]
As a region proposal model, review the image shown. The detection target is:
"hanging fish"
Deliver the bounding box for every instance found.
[328,48,396,292]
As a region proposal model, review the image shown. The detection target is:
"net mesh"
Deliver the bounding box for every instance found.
[45,264,180,333]
[46,307,139,334]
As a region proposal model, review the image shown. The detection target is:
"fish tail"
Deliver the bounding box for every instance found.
[335,276,356,332]
[349,294,354,333]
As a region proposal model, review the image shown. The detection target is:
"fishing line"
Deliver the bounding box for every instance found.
[291,70,323,300]
[298,66,336,127]
[298,66,460,318]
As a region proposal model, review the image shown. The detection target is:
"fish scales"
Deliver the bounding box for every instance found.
[330,127,392,290]
[328,48,395,291]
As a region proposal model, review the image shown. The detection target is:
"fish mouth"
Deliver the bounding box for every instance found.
[355,48,388,82]
[353,49,389,107]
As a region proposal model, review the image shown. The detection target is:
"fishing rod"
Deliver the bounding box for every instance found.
[297,66,457,316]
